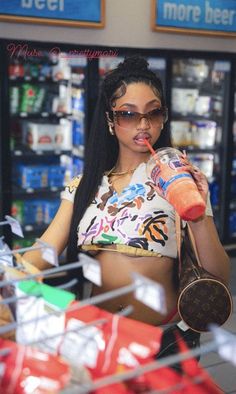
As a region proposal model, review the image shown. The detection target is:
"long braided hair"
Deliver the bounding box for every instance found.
[66,56,172,281]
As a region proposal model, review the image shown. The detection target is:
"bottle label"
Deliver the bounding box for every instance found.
[159,173,192,193]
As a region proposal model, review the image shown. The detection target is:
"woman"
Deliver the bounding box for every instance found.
[24,56,230,367]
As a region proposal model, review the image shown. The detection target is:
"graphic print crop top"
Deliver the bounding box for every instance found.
[61,162,213,258]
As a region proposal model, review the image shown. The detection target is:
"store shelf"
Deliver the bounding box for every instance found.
[171,113,222,123]
[12,186,64,197]
[22,223,48,234]
[9,76,70,84]
[11,112,73,119]
[12,146,71,157]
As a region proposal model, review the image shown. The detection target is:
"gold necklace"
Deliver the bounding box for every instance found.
[108,166,137,177]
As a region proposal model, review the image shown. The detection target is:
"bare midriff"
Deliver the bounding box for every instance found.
[91,248,180,326]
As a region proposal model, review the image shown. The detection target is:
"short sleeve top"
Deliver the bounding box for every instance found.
[61,162,213,258]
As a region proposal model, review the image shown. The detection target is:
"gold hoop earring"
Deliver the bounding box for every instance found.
[109,124,115,135]
[106,111,115,136]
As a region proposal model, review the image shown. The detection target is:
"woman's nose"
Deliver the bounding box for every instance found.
[137,115,150,129]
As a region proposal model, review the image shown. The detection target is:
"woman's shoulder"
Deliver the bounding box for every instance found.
[66,174,83,192]
[61,174,82,202]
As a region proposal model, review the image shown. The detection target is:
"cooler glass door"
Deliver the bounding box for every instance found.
[8,46,87,248]
[170,57,231,239]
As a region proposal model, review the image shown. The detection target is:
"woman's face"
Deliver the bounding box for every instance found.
[111,82,165,153]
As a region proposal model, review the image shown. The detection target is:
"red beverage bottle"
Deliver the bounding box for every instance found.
[147,147,206,221]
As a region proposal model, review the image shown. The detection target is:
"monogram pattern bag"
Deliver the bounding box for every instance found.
[176,214,233,333]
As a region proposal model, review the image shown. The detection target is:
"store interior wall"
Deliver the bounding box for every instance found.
[0,0,236,52]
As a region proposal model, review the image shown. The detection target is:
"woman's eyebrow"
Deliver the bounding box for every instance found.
[118,99,160,109]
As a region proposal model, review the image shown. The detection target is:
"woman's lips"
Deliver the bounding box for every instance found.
[134,133,151,145]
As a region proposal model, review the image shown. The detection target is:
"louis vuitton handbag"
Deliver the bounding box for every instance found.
[176,213,233,333]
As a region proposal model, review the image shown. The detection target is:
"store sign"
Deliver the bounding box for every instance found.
[0,0,105,28]
[152,0,236,36]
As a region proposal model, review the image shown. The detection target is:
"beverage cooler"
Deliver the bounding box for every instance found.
[168,56,232,241]
[0,42,88,248]
[0,40,235,248]
[228,65,236,243]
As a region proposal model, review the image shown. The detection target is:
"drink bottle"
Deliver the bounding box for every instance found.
[147,147,206,221]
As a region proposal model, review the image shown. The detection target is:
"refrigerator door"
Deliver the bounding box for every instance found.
[7,46,87,248]
[98,55,167,87]
[170,57,231,238]
[229,69,236,241]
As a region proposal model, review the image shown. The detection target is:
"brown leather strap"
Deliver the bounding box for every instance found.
[175,212,182,266]
[175,213,202,269]
[186,223,202,267]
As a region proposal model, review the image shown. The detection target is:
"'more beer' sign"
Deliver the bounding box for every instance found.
[152,0,236,36]
[0,0,104,28]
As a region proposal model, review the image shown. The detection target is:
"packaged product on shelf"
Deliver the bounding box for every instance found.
[99,56,123,76]
[212,95,223,116]
[72,117,85,146]
[211,69,225,87]
[209,180,219,208]
[22,63,31,78]
[8,62,24,78]
[71,69,85,86]
[39,63,52,79]
[60,155,74,182]
[73,157,84,176]
[170,120,191,146]
[55,119,72,150]
[24,199,45,225]
[12,237,36,249]
[184,59,209,82]
[173,59,210,83]
[20,83,38,113]
[187,153,214,179]
[42,90,56,113]
[48,165,66,188]
[9,86,20,114]
[23,63,40,79]
[11,200,24,223]
[52,56,71,80]
[194,95,211,116]
[52,84,71,114]
[12,199,60,227]
[16,164,48,189]
[44,200,60,223]
[24,121,72,151]
[32,86,46,113]
[191,120,217,148]
[71,87,85,116]
[25,122,56,151]
[171,88,199,115]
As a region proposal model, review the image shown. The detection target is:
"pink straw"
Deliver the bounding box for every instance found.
[144,138,156,156]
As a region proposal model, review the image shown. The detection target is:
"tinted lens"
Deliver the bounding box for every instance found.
[114,111,139,127]
[149,107,168,124]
